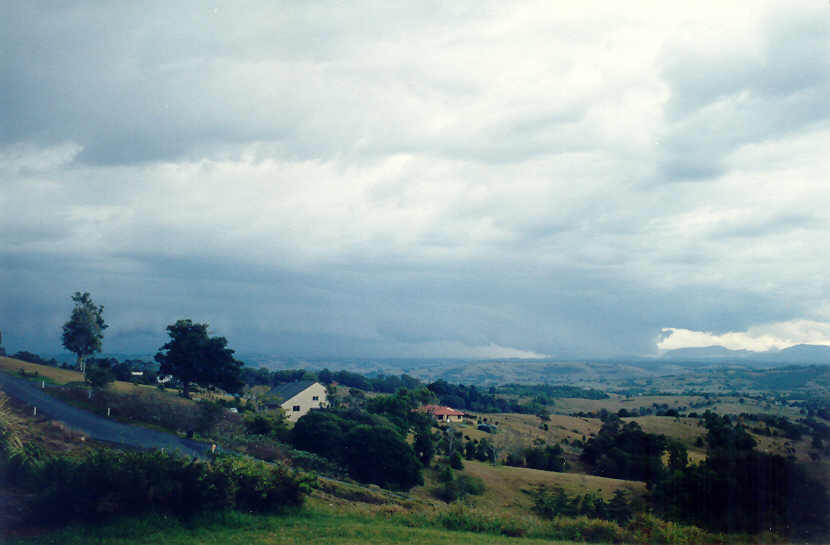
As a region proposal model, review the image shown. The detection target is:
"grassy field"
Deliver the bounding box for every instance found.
[4,508,598,545]
[0,356,150,394]
[0,356,232,400]
[407,453,645,519]
[0,356,86,385]
[449,460,645,511]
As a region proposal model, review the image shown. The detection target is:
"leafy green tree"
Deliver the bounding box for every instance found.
[607,489,633,524]
[84,364,114,390]
[343,424,423,490]
[61,292,107,374]
[292,409,423,490]
[154,319,243,398]
[413,425,435,466]
[667,440,688,471]
[449,450,464,469]
[292,410,349,461]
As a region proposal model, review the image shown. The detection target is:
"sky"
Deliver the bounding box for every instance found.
[1,1,829,359]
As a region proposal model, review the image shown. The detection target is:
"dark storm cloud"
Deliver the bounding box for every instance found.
[2,1,830,358]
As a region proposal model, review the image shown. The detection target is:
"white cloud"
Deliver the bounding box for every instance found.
[659,320,830,352]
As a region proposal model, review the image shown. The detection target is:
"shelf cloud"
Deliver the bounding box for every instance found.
[1,1,828,359]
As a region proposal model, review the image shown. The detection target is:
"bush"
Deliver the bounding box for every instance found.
[14,448,308,525]
[553,516,626,543]
[432,473,485,502]
[627,512,712,545]
[243,411,289,440]
[85,365,115,390]
[449,450,464,470]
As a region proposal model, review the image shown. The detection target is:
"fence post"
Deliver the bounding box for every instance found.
[107,407,111,417]
[33,406,37,416]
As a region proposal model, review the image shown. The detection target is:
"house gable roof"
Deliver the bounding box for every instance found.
[418,404,465,416]
[268,380,318,402]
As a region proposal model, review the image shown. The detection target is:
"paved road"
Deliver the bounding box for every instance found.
[0,371,209,458]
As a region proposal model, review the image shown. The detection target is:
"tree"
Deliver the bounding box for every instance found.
[84,365,114,390]
[154,319,243,398]
[61,292,107,374]
[343,424,423,490]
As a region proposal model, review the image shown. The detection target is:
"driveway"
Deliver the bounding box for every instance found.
[0,371,209,458]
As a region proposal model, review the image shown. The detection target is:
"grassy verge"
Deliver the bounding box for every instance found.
[5,509,585,545]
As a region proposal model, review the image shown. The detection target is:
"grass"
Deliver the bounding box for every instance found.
[0,357,152,394]
[4,509,590,545]
[0,357,83,385]
[410,459,645,514]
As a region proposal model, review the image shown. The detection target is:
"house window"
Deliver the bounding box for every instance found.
[312,396,319,401]
[293,405,301,412]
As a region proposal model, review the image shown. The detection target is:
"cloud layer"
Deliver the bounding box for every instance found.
[1,1,829,358]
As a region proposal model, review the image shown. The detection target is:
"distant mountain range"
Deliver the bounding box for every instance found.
[36,345,830,387]
[659,344,830,365]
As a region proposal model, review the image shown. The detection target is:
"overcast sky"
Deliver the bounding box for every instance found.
[2,1,829,359]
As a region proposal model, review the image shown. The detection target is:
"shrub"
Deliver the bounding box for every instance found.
[14,448,307,525]
[449,450,464,469]
[85,365,115,390]
[432,473,485,502]
[553,516,626,543]
[627,512,712,545]
[243,411,289,440]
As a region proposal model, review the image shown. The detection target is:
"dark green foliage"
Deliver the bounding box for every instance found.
[10,351,59,366]
[192,400,225,435]
[84,364,115,389]
[667,440,688,471]
[155,319,243,397]
[414,425,435,466]
[426,380,533,413]
[607,489,634,524]
[505,443,566,472]
[740,412,812,441]
[651,412,830,537]
[4,447,306,526]
[61,292,108,373]
[291,410,348,462]
[243,411,289,440]
[292,408,423,490]
[343,424,423,490]
[433,472,485,502]
[474,437,496,462]
[532,486,625,522]
[364,387,423,433]
[449,450,464,470]
[580,416,668,483]
[701,411,756,452]
[464,439,476,460]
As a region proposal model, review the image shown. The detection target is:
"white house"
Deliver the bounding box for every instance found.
[267,380,329,422]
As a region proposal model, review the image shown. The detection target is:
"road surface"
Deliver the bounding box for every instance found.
[0,371,209,458]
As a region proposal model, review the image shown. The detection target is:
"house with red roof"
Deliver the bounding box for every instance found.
[417,404,465,423]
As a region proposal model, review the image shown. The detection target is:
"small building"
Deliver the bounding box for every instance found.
[418,404,465,423]
[267,380,329,422]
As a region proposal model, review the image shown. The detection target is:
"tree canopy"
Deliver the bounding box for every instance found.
[61,292,107,374]
[154,319,243,398]
[292,408,423,490]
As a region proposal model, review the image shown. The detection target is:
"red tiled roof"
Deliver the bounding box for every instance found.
[418,404,465,416]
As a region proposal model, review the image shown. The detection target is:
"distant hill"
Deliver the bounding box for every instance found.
[660,344,830,365]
